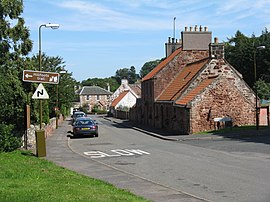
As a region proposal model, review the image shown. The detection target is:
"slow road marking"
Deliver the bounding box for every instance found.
[84,149,150,158]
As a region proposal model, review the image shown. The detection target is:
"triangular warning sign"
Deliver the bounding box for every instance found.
[32,83,49,99]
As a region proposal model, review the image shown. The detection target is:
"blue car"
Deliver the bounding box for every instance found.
[72,117,98,137]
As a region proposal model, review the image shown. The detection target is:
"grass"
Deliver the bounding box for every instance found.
[197,125,269,135]
[0,150,149,202]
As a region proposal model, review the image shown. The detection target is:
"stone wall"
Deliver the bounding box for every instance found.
[190,78,255,133]
[23,115,64,149]
[136,50,209,129]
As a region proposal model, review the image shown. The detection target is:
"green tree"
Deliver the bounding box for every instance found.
[30,54,76,119]
[115,66,139,84]
[0,0,32,151]
[139,59,162,78]
[225,31,255,87]
[225,29,270,99]
[0,0,32,130]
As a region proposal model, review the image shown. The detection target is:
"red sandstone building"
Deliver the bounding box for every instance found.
[130,26,256,134]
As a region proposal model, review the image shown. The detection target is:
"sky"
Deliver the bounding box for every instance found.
[22,0,270,82]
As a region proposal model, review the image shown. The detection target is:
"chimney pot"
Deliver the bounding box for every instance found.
[189,26,193,31]
[204,26,208,32]
[168,37,171,43]
[199,25,202,31]
[214,37,218,44]
[185,26,188,31]
[195,25,198,31]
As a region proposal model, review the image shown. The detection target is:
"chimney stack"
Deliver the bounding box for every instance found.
[181,25,212,50]
[165,29,182,57]
[210,37,224,59]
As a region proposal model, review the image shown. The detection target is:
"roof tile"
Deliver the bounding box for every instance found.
[111,91,129,107]
[158,58,209,101]
[176,78,215,105]
[79,86,112,95]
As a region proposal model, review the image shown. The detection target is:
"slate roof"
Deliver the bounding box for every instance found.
[176,78,215,105]
[111,90,129,107]
[79,86,112,95]
[157,58,209,101]
[129,83,141,97]
[142,48,182,81]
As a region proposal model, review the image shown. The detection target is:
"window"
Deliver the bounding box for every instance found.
[97,95,100,101]
[86,95,90,100]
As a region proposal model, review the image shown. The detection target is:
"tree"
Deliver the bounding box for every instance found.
[225,31,254,87]
[0,0,33,151]
[225,29,270,99]
[30,54,77,120]
[0,0,32,130]
[115,66,139,84]
[256,79,270,100]
[139,59,162,78]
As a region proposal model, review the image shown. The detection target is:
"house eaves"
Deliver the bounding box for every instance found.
[142,48,182,82]
[79,86,112,95]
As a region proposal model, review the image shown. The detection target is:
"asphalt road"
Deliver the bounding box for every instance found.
[48,115,270,202]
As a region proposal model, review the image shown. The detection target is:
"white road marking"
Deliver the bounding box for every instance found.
[84,149,150,158]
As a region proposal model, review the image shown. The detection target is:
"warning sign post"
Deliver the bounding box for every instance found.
[32,83,49,99]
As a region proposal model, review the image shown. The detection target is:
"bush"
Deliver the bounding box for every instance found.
[0,124,22,152]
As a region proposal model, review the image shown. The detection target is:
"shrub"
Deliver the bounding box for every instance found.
[0,124,22,152]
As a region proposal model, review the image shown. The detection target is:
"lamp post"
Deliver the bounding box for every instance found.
[254,45,265,130]
[35,23,59,157]
[38,23,60,129]
[56,70,67,129]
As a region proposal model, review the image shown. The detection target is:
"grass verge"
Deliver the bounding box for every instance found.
[0,150,149,202]
[197,125,269,135]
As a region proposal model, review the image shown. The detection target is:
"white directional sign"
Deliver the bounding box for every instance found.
[32,83,49,99]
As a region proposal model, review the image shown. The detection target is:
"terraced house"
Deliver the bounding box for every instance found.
[130,26,256,134]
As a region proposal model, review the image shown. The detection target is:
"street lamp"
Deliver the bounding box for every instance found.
[254,45,266,130]
[35,23,59,157]
[56,70,67,129]
[38,23,60,129]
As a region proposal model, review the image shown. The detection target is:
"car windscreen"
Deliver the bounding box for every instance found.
[75,120,93,126]
[74,113,85,118]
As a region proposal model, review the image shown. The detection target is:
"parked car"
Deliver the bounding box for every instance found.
[72,117,98,137]
[72,111,86,123]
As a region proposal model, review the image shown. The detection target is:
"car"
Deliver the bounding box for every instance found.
[72,117,98,137]
[72,111,86,123]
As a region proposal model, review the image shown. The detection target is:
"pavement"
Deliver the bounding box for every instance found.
[46,116,270,202]
[103,116,270,142]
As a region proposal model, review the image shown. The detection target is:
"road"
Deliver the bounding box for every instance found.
[67,115,270,202]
